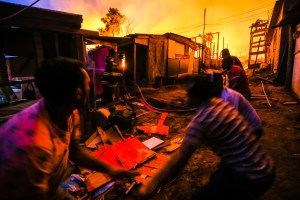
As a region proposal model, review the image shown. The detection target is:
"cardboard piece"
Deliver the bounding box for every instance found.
[137,112,169,136]
[93,137,156,170]
[84,131,102,149]
[134,153,170,183]
[85,172,111,192]
[164,136,183,152]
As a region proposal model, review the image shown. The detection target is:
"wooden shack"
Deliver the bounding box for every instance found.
[0,2,91,125]
[117,33,199,87]
[266,0,300,98]
[83,32,200,87]
[0,2,88,104]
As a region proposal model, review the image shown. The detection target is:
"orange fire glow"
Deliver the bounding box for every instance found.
[17,0,275,59]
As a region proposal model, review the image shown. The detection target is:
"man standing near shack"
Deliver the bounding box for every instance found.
[222,56,252,100]
[221,48,244,69]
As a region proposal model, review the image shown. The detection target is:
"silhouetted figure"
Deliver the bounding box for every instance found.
[221,48,244,69]
[0,57,139,199]
[222,57,251,100]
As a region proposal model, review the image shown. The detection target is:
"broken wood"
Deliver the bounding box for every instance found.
[251,96,267,100]
[85,131,101,149]
[97,126,111,145]
[250,94,265,100]
[261,81,272,107]
[283,101,298,105]
[124,181,137,194]
[136,111,151,118]
[255,75,275,84]
[113,124,125,141]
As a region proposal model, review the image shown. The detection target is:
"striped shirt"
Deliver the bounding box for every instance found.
[184,98,273,181]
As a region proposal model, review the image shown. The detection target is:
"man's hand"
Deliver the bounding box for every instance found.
[135,181,159,199]
[109,168,140,179]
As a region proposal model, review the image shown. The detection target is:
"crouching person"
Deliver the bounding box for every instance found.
[137,72,275,200]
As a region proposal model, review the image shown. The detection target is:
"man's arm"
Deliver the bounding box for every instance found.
[137,140,197,198]
[69,140,139,179]
[230,76,241,90]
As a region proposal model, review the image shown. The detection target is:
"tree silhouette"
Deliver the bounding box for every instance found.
[98,8,126,36]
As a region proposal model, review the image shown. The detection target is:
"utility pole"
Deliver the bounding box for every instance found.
[217,32,219,57]
[200,8,206,73]
[203,8,206,40]
[223,37,224,50]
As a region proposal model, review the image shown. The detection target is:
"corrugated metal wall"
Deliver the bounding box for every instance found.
[291,24,300,98]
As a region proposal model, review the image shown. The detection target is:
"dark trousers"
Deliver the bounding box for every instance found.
[192,165,275,200]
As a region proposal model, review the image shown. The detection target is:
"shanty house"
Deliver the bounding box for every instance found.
[84,32,201,87]
[266,0,300,98]
[0,2,94,129]
[118,33,199,86]
[0,1,88,104]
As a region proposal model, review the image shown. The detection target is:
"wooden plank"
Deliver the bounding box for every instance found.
[251,28,268,34]
[249,51,267,55]
[251,44,266,48]
[250,23,268,27]
[255,75,275,83]
[252,40,266,44]
[253,33,266,37]
[283,102,298,105]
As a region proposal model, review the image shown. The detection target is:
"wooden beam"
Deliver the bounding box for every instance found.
[249,51,267,55]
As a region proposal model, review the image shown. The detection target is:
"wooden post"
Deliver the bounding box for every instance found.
[253,37,261,76]
[133,41,136,84]
[201,8,206,67]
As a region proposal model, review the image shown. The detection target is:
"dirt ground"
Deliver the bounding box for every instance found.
[98,67,300,200]
[247,70,300,200]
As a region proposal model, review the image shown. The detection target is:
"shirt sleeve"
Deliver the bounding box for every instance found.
[238,96,262,130]
[183,122,205,149]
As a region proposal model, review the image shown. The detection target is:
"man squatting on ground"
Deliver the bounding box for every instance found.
[137,72,275,200]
